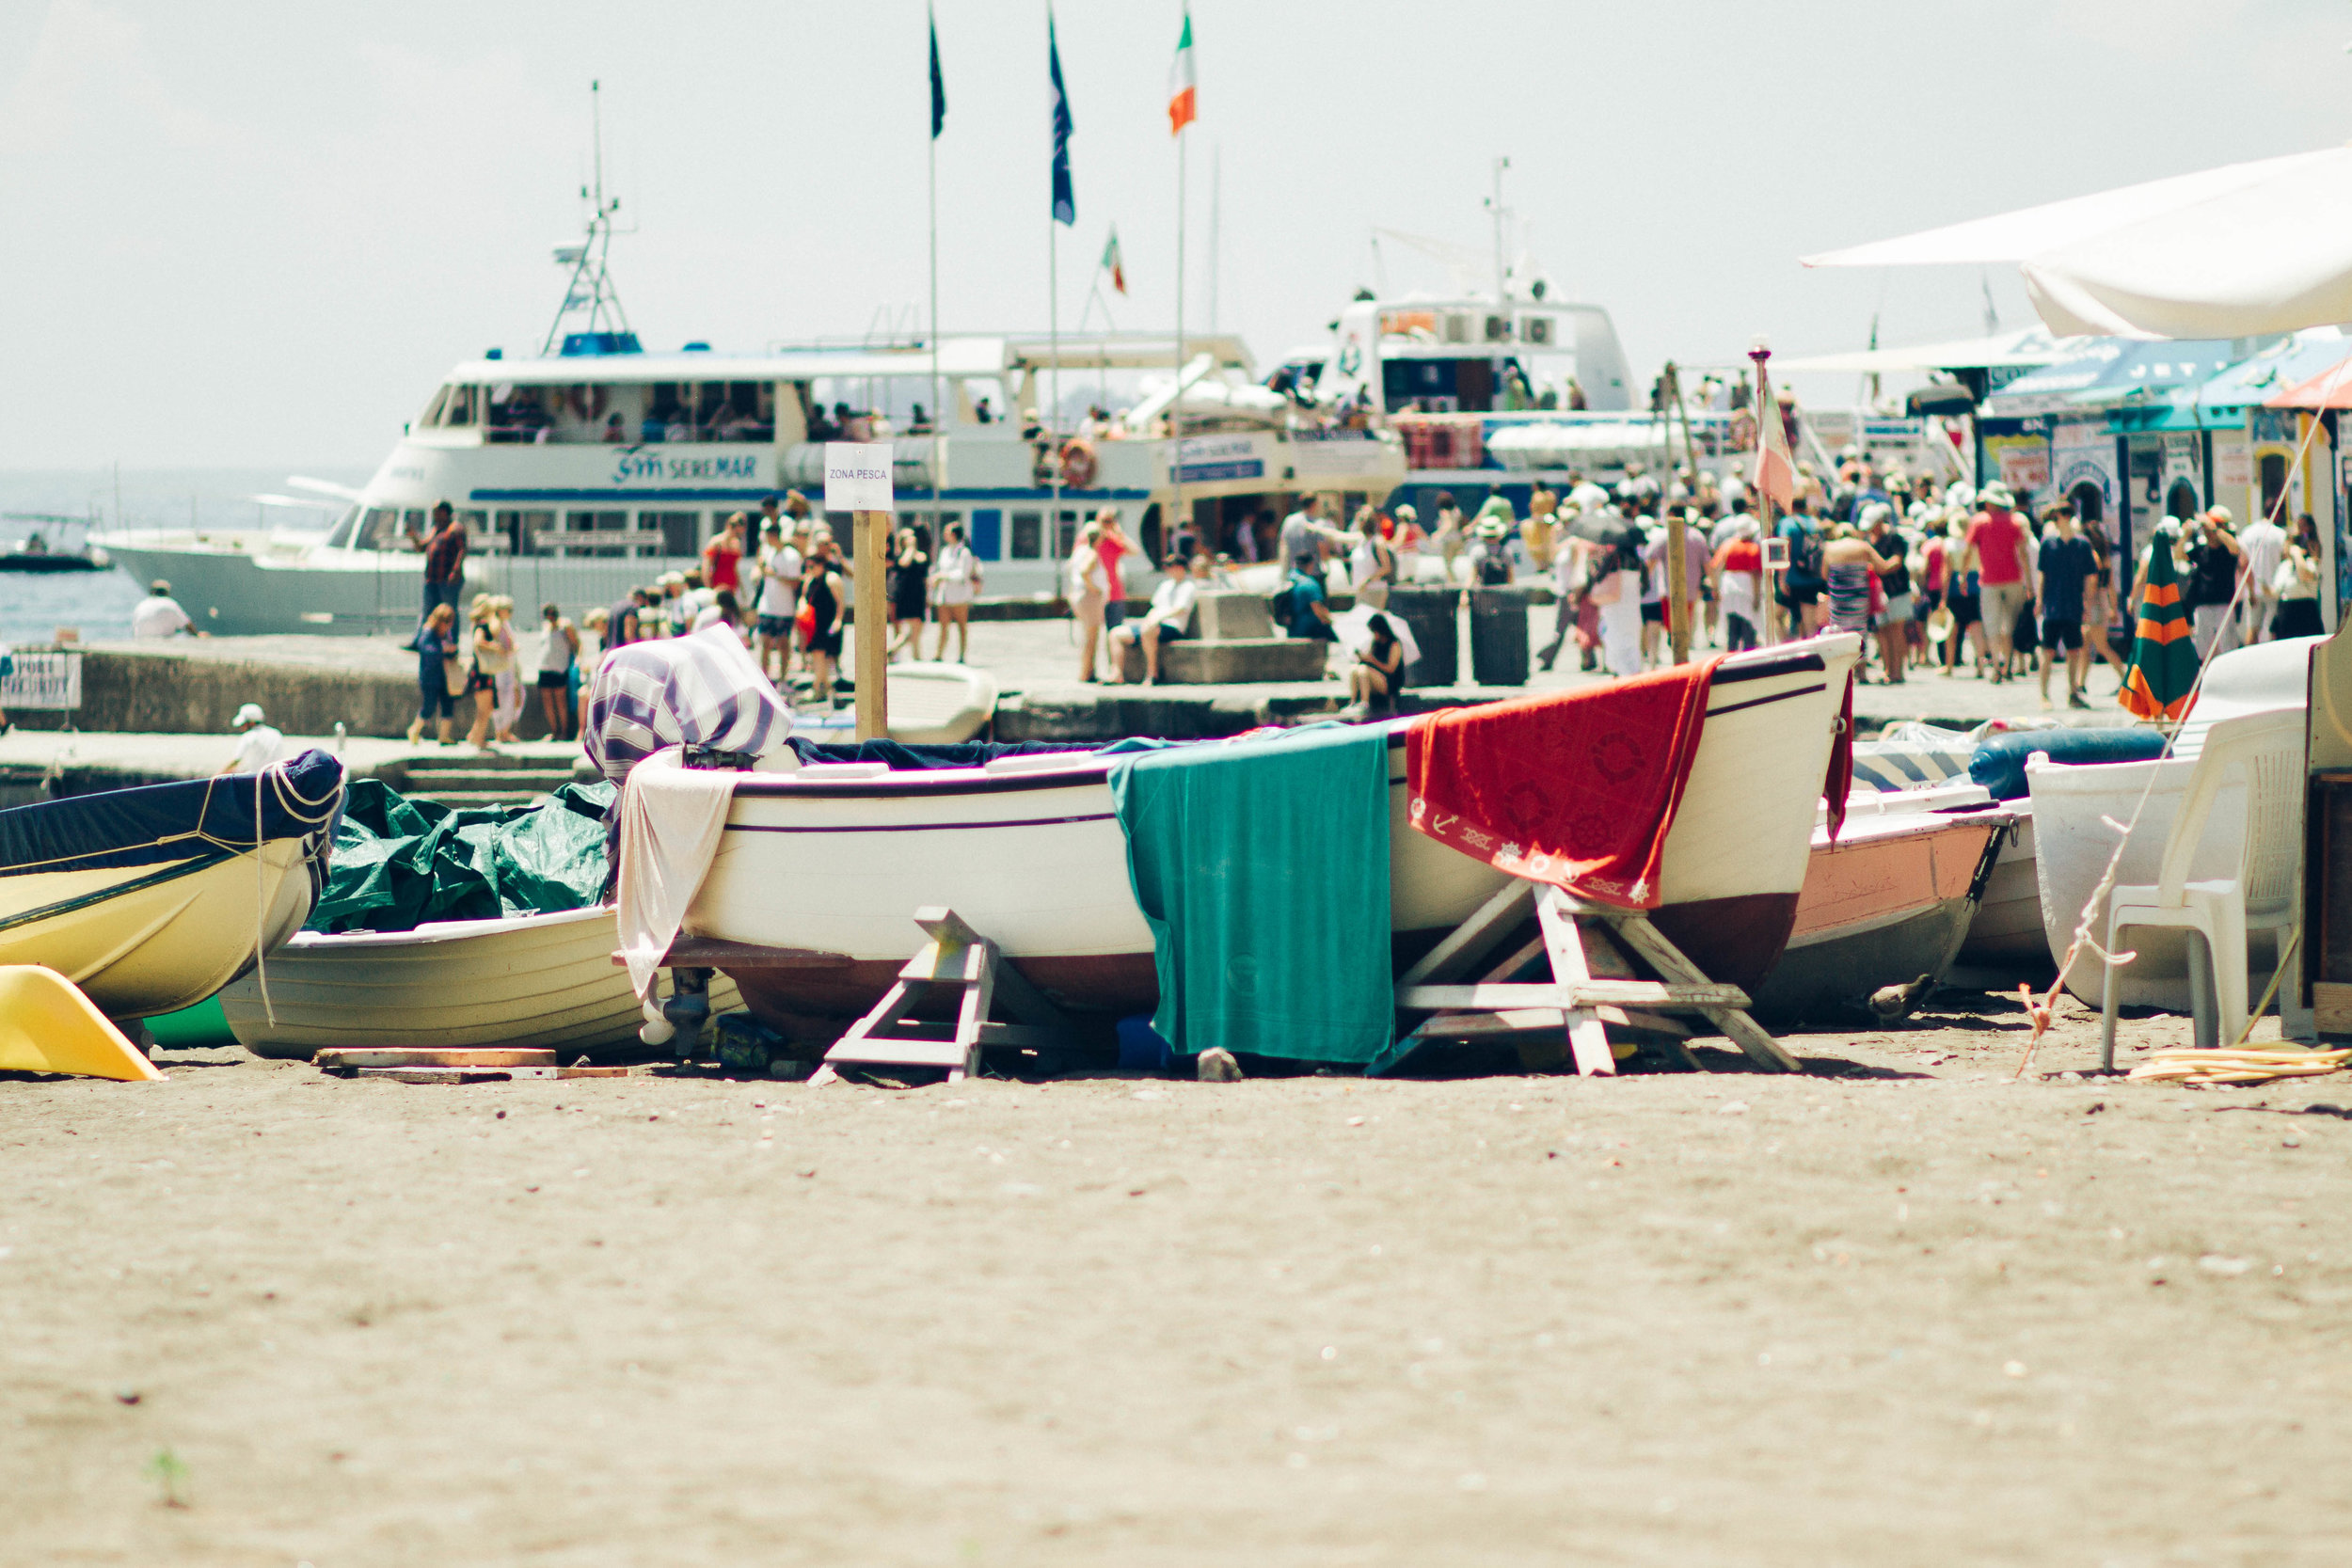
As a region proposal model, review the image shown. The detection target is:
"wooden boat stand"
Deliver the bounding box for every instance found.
[810,907,1073,1085]
[1391,879,1800,1076]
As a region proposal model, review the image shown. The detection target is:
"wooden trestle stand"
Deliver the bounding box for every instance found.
[810,907,1073,1085]
[1391,878,1799,1075]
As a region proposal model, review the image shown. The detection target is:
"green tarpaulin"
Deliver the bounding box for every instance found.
[306,779,616,934]
[1110,723,1393,1066]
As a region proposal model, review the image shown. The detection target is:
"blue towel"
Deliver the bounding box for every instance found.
[1110,723,1393,1065]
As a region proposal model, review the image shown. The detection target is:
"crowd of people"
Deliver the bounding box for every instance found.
[403,489,985,749]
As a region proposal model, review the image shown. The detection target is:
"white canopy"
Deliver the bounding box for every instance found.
[1803,145,2352,340]
[1777,326,2086,374]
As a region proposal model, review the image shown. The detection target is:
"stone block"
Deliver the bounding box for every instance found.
[1191,591,1276,641]
[1115,637,1329,685]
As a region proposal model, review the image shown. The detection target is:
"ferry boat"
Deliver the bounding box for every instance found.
[99,159,1404,634]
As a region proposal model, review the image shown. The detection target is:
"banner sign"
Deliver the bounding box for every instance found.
[1,652,80,711]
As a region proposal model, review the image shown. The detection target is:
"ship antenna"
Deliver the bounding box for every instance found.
[543,80,633,354]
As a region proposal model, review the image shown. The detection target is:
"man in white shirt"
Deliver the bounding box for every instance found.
[1106,556,1199,685]
[753,516,803,684]
[131,579,200,639]
[218,704,285,774]
[2235,505,2287,642]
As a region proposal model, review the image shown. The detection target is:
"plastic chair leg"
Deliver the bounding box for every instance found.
[2186,929,2217,1051]
[2209,902,2251,1048]
[2100,919,2126,1073]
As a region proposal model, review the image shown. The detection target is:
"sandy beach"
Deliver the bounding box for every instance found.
[8,993,2348,1566]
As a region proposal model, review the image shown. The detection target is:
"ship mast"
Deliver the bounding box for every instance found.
[543,81,633,354]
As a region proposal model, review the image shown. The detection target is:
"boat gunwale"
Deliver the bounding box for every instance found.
[724,641,1846,803]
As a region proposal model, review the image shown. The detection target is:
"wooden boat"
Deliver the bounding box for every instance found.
[1748,806,2013,1022]
[680,634,1864,1029]
[0,750,343,1020]
[222,904,741,1060]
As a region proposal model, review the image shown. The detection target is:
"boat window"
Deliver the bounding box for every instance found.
[558,509,638,558]
[418,385,453,427]
[493,509,555,555]
[644,511,702,557]
[644,382,770,444]
[1055,511,1080,560]
[321,505,360,548]
[489,386,554,444]
[442,386,480,427]
[401,509,428,540]
[356,508,405,550]
[458,508,496,551]
[970,509,1002,560]
[1009,511,1042,559]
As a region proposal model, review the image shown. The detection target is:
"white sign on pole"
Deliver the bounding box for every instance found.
[824,442,896,513]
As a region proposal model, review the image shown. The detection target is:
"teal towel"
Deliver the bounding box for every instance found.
[1110,724,1393,1065]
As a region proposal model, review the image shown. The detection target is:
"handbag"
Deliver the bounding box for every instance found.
[442,645,469,698]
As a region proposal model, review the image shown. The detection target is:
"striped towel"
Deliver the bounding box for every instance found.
[582,625,794,788]
[1849,741,1975,795]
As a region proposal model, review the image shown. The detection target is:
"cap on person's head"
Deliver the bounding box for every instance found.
[1475,519,1505,538]
[1979,483,2014,508]
[2207,505,2233,525]
[785,489,808,509]
[1860,501,1894,528]
[1393,503,1417,522]
[150,578,171,595]
[231,703,265,730]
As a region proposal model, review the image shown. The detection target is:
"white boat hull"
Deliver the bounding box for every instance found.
[0,839,316,1020]
[220,904,741,1060]
[685,636,1862,1025]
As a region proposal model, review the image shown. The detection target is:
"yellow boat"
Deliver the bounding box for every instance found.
[0,752,344,1021]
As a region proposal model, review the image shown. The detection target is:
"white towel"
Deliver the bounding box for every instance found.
[615,747,738,1004]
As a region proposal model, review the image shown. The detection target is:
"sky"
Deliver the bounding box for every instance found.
[3,0,2350,472]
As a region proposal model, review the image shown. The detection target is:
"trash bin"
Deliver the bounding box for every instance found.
[1469,586,1536,687]
[1386,585,1459,689]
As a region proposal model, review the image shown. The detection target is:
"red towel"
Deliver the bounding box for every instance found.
[1822,673,1855,842]
[1406,657,1724,909]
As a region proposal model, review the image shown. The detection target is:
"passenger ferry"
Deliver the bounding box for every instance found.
[100,171,1405,635]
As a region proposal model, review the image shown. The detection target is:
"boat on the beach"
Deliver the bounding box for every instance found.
[221,903,741,1060]
[0,750,344,1020]
[1749,802,2015,1022]
[786,663,999,748]
[2028,636,2318,1008]
[678,634,1864,1030]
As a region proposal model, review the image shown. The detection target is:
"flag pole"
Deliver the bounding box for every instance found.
[1046,5,1064,577]
[928,4,944,548]
[1172,120,1185,571]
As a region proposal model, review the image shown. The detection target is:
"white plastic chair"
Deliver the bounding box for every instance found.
[2100,708,2305,1069]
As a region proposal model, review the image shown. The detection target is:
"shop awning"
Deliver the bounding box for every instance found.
[2266,353,2352,410]
[1988,339,2239,415]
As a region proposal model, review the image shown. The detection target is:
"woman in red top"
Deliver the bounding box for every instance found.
[702,512,748,594]
[1092,508,1132,631]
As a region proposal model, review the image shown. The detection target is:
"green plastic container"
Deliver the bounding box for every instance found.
[142,995,238,1048]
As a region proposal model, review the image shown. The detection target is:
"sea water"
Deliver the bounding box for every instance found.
[0,467,366,644]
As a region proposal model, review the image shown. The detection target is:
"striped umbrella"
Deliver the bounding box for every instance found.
[2119,522,2199,722]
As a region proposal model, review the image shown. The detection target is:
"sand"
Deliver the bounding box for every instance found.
[6,994,2350,1566]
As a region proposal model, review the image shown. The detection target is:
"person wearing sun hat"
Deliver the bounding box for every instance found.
[217,703,285,775]
[1963,482,2034,683]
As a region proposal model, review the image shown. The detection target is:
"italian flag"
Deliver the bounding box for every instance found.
[1168,9,1196,135]
[1103,227,1127,295]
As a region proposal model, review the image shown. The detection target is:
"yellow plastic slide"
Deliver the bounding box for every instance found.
[0,965,163,1082]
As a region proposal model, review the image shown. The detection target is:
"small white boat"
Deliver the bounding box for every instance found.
[679,635,1864,1027]
[222,904,742,1060]
[787,663,1000,747]
[0,752,344,1020]
[2028,636,2318,1008]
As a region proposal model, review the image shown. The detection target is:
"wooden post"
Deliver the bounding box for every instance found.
[854,510,890,740]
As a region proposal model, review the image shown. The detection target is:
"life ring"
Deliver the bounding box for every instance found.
[1058,438,1097,490]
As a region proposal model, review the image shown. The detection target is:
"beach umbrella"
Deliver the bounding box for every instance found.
[1331,605,1421,670]
[1804,145,2352,340]
[2119,524,2199,723]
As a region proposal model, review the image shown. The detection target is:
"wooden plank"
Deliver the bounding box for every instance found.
[1594,911,1793,1071]
[2313,981,2352,1037]
[824,1037,973,1069]
[1411,1007,1569,1039]
[855,510,890,740]
[1397,879,1535,987]
[1701,1006,1803,1074]
[1398,980,1750,1011]
[317,1048,555,1069]
[1537,889,1615,1076]
[338,1067,534,1085]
